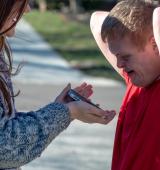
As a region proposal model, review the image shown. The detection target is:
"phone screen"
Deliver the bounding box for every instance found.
[67,89,100,109]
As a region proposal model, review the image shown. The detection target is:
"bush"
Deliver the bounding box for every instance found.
[81,0,117,11]
[33,0,117,11]
[46,0,69,10]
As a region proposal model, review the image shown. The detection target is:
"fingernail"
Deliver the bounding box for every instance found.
[112,110,117,115]
[103,111,116,119]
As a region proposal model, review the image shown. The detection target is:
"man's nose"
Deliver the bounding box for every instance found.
[117,59,125,69]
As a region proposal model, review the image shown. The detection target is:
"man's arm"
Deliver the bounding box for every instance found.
[90,11,123,77]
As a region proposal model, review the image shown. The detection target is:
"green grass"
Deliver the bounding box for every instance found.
[24,10,122,81]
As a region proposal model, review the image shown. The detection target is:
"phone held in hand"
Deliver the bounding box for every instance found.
[67,89,100,109]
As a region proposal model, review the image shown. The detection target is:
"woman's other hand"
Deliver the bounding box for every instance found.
[67,101,116,124]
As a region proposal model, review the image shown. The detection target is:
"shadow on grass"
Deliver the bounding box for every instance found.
[56,48,103,60]
[40,31,94,48]
[37,31,124,82]
[43,31,92,39]
[55,48,124,82]
[79,65,124,82]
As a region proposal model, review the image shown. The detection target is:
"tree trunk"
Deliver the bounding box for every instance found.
[38,0,47,12]
[69,0,82,14]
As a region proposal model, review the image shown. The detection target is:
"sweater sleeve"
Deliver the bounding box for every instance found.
[0,101,71,169]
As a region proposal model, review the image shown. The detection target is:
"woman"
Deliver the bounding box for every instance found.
[0,0,116,169]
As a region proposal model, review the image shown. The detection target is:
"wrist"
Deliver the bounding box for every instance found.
[66,102,77,120]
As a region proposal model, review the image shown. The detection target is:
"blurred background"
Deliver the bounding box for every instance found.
[9,0,126,170]
[24,0,122,81]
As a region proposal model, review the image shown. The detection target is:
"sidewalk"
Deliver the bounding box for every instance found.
[15,83,125,170]
[9,19,125,170]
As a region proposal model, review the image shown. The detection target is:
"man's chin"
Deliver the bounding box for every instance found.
[131,79,149,88]
[130,78,143,87]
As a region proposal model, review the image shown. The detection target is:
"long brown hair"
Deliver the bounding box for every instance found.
[0,0,28,116]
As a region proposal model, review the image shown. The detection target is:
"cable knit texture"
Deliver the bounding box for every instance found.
[0,54,71,169]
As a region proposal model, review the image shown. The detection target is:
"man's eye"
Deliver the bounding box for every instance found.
[122,55,131,60]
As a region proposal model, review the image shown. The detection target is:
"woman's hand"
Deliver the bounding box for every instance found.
[55,83,116,124]
[55,83,71,103]
[55,82,93,103]
[73,82,93,99]
[67,101,116,124]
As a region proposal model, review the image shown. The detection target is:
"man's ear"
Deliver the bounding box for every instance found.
[153,7,160,52]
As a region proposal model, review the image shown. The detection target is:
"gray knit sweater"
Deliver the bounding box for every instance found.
[0,54,71,169]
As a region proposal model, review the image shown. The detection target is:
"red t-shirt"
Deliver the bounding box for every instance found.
[112,74,160,170]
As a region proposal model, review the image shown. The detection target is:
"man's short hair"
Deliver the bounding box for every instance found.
[101,0,159,50]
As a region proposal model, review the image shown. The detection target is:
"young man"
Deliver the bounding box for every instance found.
[91,0,160,169]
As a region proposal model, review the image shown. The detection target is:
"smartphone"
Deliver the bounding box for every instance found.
[67,89,100,109]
